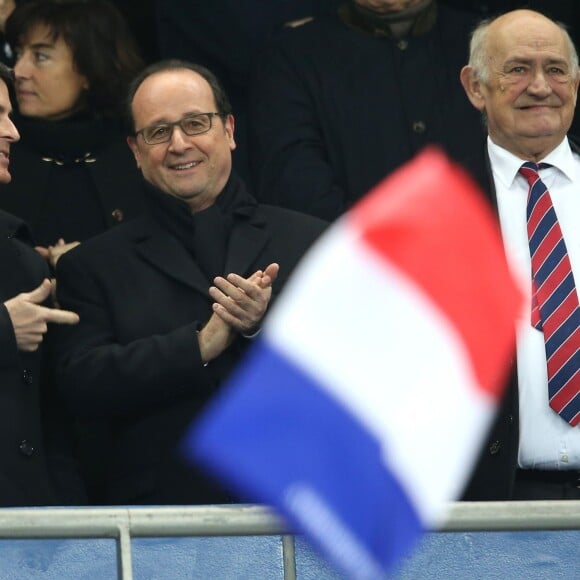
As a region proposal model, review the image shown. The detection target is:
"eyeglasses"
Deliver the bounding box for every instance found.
[135,112,222,145]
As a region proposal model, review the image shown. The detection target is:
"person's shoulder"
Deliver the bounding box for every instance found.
[0,208,23,234]
[256,203,329,232]
[0,209,37,245]
[252,204,328,262]
[0,209,48,274]
[62,215,150,262]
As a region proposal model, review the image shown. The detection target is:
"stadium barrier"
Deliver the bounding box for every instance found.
[0,501,578,579]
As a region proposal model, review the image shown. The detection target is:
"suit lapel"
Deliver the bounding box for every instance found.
[133,217,210,296]
[224,212,271,277]
[462,140,498,213]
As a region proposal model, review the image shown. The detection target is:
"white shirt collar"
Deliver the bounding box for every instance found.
[486,136,575,189]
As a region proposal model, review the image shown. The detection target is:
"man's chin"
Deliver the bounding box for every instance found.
[167,188,199,201]
[524,129,565,140]
[517,120,567,139]
[518,113,568,135]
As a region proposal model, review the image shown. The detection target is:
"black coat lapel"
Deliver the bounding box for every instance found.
[133,217,211,296]
[224,213,271,277]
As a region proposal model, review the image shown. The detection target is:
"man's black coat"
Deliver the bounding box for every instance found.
[0,210,83,505]
[55,183,327,505]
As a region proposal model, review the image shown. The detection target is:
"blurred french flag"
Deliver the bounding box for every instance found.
[185,149,522,579]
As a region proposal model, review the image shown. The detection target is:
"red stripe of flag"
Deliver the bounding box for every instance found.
[350,148,521,398]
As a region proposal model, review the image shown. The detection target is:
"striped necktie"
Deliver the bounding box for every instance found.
[520,161,580,426]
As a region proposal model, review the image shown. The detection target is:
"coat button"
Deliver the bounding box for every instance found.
[22,369,33,385]
[489,440,501,455]
[111,208,124,222]
[412,120,426,133]
[19,440,35,457]
[397,39,408,51]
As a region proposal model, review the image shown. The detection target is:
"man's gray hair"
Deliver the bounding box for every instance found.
[468,14,580,84]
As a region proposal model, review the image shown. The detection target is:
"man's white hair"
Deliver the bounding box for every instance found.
[468,13,580,85]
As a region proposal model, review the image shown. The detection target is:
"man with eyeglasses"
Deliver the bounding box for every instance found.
[53,59,327,505]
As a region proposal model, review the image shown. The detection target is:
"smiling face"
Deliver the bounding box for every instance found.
[13,23,89,120]
[127,69,236,213]
[460,10,579,161]
[0,79,20,184]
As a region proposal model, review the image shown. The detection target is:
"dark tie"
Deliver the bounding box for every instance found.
[519,162,580,426]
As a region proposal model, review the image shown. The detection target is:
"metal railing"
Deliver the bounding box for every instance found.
[0,501,578,580]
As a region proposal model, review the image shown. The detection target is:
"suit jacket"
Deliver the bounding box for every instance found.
[0,210,84,505]
[55,183,327,505]
[456,142,518,501]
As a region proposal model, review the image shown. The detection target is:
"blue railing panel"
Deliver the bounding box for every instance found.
[0,538,117,579]
[132,536,284,580]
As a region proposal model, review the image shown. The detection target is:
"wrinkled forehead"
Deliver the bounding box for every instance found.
[489,13,571,65]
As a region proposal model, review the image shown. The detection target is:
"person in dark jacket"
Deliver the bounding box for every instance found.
[54,60,327,505]
[248,0,485,221]
[0,61,82,505]
[0,0,145,269]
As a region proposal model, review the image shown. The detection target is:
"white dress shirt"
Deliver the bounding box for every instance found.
[488,136,580,470]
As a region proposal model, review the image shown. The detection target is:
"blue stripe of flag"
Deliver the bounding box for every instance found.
[186,340,423,578]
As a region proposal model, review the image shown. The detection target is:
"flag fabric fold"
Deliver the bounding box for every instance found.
[184,148,523,579]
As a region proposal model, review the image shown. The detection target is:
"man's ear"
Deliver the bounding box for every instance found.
[572,73,580,108]
[127,136,141,168]
[224,113,236,151]
[460,65,486,112]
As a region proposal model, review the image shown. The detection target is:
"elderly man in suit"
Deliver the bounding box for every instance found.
[0,61,81,505]
[55,60,327,505]
[460,9,580,500]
